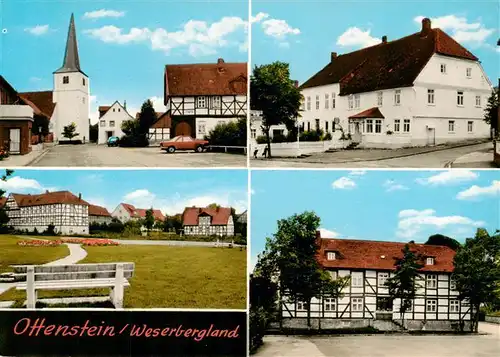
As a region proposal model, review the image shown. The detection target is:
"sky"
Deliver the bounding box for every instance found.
[250,169,500,270]
[0,0,248,124]
[251,0,500,84]
[0,169,248,215]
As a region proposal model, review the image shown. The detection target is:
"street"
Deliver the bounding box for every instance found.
[251,142,494,168]
[23,144,246,167]
[255,322,500,357]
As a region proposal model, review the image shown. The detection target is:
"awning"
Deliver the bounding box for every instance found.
[348,107,385,120]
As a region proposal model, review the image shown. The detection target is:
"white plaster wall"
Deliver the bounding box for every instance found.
[53,72,90,142]
[196,117,240,139]
[97,103,131,144]
[111,204,131,223]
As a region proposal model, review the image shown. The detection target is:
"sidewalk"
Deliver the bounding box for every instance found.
[449,149,497,168]
[1,147,49,167]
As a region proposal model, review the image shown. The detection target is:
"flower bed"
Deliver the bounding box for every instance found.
[17,239,119,247]
[17,240,62,247]
[62,238,119,246]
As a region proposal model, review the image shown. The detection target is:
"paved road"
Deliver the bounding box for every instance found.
[255,322,500,357]
[28,144,246,167]
[251,142,493,168]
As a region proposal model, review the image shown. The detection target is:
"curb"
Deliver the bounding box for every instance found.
[25,148,50,166]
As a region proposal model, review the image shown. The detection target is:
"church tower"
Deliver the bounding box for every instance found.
[52,13,90,143]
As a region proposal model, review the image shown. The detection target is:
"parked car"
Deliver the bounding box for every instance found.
[160,136,209,153]
[107,136,120,147]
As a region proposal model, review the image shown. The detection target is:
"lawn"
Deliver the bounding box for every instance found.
[0,235,68,273]
[0,244,247,309]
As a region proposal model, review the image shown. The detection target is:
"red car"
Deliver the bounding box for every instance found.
[160,136,209,153]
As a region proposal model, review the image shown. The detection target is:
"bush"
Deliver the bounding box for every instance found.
[323,132,332,141]
[43,224,57,236]
[271,132,287,143]
[206,118,246,147]
[300,130,323,142]
[119,134,149,147]
[256,135,267,144]
[250,307,268,354]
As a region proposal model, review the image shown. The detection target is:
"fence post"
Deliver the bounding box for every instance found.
[26,266,36,309]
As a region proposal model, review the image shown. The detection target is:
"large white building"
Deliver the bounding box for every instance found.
[163,59,247,140]
[279,231,472,331]
[5,191,90,235]
[19,14,90,143]
[259,18,492,149]
[182,206,234,236]
[97,101,133,144]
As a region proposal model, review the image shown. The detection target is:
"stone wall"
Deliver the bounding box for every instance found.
[485,315,500,324]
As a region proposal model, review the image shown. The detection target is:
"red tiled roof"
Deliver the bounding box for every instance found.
[10,191,89,207]
[18,91,56,118]
[349,107,385,119]
[317,232,456,273]
[183,206,232,226]
[119,203,164,221]
[165,59,247,98]
[99,106,111,118]
[0,197,6,207]
[88,204,111,217]
[151,112,171,129]
[301,20,478,96]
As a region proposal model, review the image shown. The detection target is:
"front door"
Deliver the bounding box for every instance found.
[353,122,362,143]
[9,129,21,154]
[426,127,436,146]
[106,131,113,139]
[175,121,192,136]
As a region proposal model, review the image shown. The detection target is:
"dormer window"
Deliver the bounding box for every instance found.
[426,257,435,265]
[327,251,336,260]
[63,76,69,84]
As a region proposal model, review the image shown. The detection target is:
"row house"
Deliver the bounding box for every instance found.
[111,203,165,223]
[97,101,133,144]
[0,76,34,154]
[182,206,234,237]
[299,18,492,148]
[88,204,113,225]
[279,231,471,331]
[164,58,247,140]
[5,191,89,235]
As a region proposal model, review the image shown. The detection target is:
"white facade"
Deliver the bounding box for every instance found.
[167,94,246,139]
[299,53,492,148]
[111,204,132,223]
[282,268,471,322]
[52,71,90,143]
[97,102,132,144]
[184,215,234,236]
[5,194,89,235]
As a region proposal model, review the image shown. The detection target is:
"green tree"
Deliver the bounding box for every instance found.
[164,215,183,233]
[257,211,348,328]
[144,208,155,235]
[452,228,500,332]
[0,169,13,231]
[138,99,157,136]
[250,62,302,157]
[62,122,79,142]
[121,119,140,137]
[425,234,461,251]
[386,244,423,327]
[484,89,499,136]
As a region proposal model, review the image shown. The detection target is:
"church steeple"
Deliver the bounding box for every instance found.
[55,13,84,74]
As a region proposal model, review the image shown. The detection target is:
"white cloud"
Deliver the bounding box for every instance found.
[149,96,167,112]
[85,16,247,57]
[337,27,381,48]
[416,170,478,185]
[122,189,247,215]
[414,15,495,48]
[83,9,126,19]
[384,179,409,192]
[24,25,49,36]
[29,77,42,82]
[332,177,356,190]
[261,19,300,39]
[456,180,500,200]
[396,208,484,239]
[250,189,256,195]
[349,170,366,176]
[0,176,44,192]
[251,12,269,23]
[319,228,340,238]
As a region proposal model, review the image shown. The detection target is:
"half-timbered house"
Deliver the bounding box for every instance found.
[5,190,89,235]
[279,231,472,331]
[88,204,113,224]
[182,206,234,236]
[164,58,247,139]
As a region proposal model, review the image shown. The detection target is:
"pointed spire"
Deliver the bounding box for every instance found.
[55,13,83,74]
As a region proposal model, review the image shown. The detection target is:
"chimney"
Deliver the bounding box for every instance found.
[293,80,299,88]
[45,190,49,194]
[421,18,432,36]
[78,193,81,200]
[331,52,337,62]
[382,36,387,44]
[217,58,224,64]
